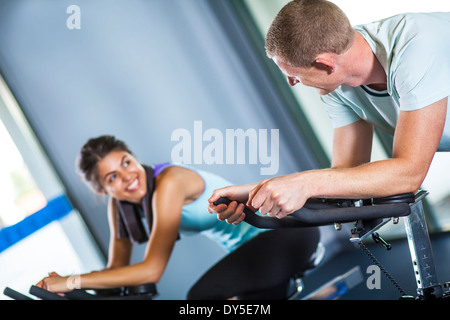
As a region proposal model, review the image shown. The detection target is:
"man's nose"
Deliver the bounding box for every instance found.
[287,76,299,86]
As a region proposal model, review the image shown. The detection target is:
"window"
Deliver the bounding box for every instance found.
[0,119,46,227]
[0,74,103,299]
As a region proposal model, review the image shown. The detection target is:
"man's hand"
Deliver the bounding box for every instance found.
[248,173,310,219]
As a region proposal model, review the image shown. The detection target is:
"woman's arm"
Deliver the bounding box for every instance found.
[105,197,132,269]
[38,169,193,292]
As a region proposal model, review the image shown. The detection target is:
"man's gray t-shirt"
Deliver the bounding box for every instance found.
[321,12,450,150]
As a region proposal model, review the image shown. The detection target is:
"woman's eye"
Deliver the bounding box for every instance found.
[123,160,130,168]
[108,174,116,183]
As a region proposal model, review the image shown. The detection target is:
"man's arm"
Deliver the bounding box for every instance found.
[331,119,373,169]
[248,97,447,218]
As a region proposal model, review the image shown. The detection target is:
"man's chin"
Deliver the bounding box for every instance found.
[318,89,332,95]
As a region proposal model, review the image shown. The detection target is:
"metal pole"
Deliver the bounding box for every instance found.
[404,191,443,299]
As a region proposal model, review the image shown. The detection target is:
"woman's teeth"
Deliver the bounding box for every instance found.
[127,179,139,191]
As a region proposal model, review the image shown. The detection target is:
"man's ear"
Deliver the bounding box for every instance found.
[314,55,335,74]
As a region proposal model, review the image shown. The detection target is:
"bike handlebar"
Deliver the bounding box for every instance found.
[29,285,69,300]
[24,282,157,300]
[3,287,33,300]
[213,193,415,229]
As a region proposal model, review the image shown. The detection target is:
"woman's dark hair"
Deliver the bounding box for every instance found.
[76,135,133,192]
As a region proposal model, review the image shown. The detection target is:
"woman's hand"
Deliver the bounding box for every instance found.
[208,184,256,225]
[208,173,312,223]
[36,272,76,293]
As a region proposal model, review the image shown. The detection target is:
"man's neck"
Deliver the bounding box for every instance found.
[345,32,387,90]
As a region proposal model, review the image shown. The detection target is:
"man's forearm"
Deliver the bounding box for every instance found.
[307,157,423,200]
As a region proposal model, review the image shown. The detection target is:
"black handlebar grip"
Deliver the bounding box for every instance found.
[213,197,312,229]
[29,285,69,300]
[213,195,412,229]
[125,282,158,296]
[3,287,34,300]
[64,289,99,300]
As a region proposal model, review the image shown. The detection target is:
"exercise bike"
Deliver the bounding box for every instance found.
[4,190,448,300]
[214,190,450,300]
[3,281,158,300]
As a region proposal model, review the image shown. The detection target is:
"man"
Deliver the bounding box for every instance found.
[208,0,450,224]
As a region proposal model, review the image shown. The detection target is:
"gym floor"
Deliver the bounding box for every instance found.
[299,231,450,300]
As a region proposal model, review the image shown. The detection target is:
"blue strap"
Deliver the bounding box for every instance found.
[0,195,72,253]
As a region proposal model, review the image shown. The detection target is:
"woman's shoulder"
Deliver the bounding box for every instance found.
[155,163,199,179]
[154,165,204,203]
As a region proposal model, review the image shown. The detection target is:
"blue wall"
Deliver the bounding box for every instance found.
[0,0,324,298]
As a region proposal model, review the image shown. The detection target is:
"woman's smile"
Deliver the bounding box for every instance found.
[126,177,140,192]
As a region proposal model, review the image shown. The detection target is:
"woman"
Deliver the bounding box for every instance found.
[37,135,320,299]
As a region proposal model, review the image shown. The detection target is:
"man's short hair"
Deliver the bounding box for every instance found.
[265,0,355,68]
